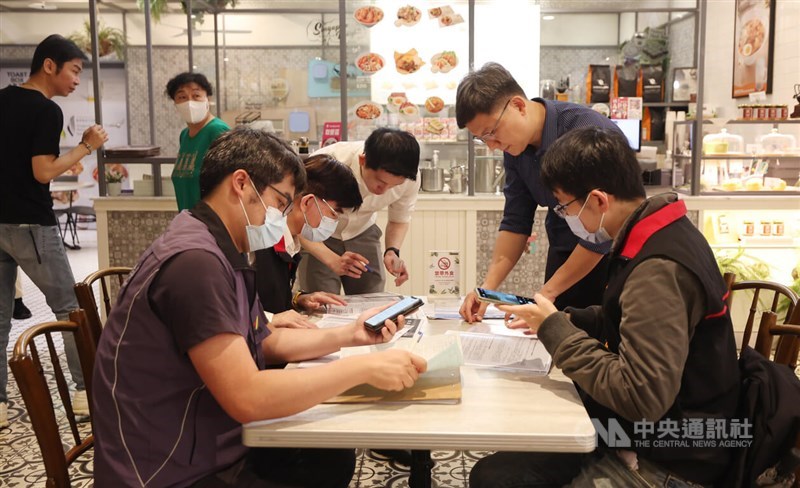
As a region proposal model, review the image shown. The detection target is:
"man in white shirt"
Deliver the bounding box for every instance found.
[298,128,420,294]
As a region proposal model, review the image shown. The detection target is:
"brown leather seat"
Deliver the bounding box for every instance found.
[8,310,96,488]
[74,267,132,347]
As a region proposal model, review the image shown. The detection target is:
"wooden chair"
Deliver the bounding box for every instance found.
[724,272,799,366]
[8,310,96,488]
[74,267,131,347]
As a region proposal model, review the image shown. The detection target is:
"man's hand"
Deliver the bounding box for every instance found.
[270,310,317,329]
[363,349,428,391]
[496,293,558,335]
[326,251,370,278]
[383,252,409,286]
[295,291,347,312]
[81,124,108,149]
[459,290,488,323]
[350,304,404,345]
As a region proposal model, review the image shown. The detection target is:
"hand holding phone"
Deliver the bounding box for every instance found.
[475,287,536,306]
[364,296,424,332]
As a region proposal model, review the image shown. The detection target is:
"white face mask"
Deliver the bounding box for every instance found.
[239,178,287,252]
[564,193,612,244]
[300,196,339,242]
[175,100,209,125]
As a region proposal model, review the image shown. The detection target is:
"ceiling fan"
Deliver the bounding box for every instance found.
[163,23,252,38]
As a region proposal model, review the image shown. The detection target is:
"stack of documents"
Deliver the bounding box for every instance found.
[326,334,463,404]
[448,331,552,375]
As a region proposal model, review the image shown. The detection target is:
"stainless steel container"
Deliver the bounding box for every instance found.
[420,167,445,192]
[449,165,467,193]
[475,158,503,193]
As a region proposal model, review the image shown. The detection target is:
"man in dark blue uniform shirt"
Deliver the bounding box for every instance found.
[456,62,622,320]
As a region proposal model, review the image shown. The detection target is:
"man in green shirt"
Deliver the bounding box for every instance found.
[166,72,230,210]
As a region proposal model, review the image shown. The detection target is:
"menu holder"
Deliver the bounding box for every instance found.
[324,368,461,405]
[104,145,161,158]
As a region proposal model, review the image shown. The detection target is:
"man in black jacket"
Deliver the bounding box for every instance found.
[470,127,740,487]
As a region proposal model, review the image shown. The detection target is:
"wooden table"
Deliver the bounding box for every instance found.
[242,319,595,487]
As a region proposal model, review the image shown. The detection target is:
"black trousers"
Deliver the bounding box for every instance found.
[192,447,356,488]
[546,248,610,310]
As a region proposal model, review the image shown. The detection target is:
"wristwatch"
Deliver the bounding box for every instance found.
[80,140,93,153]
[383,247,400,258]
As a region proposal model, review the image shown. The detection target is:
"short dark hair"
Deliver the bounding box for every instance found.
[456,62,527,128]
[362,128,420,180]
[30,35,87,75]
[200,127,306,199]
[303,154,362,211]
[540,127,646,201]
[165,72,214,99]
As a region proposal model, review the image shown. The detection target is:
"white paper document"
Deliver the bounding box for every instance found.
[449,331,552,375]
[467,320,536,338]
[324,292,403,318]
[395,334,464,372]
[426,299,506,320]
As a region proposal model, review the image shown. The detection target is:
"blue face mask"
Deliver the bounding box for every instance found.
[300,196,339,242]
[239,179,286,252]
[564,194,612,244]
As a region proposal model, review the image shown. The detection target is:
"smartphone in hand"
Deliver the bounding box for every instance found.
[475,288,536,306]
[364,296,424,332]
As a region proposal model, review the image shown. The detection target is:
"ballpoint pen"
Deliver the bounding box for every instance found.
[363,263,380,274]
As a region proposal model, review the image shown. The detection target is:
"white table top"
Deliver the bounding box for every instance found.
[50,181,94,193]
[243,320,596,453]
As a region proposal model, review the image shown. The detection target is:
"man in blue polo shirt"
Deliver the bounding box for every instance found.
[456,62,622,321]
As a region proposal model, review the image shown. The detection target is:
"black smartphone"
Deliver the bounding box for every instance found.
[475,287,536,306]
[364,296,424,332]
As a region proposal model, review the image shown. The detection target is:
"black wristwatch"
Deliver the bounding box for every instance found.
[383,247,400,258]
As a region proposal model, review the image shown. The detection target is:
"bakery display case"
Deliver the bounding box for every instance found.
[672,119,800,195]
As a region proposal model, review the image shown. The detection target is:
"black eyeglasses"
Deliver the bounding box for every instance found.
[553,196,581,219]
[476,98,512,143]
[268,184,294,216]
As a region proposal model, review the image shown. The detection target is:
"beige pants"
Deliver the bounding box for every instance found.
[15,269,22,299]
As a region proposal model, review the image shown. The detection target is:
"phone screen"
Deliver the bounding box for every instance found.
[364,296,423,331]
[477,288,534,305]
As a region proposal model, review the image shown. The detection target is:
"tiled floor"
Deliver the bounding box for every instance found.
[1,228,481,487]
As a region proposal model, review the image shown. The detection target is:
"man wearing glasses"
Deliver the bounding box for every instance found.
[455,62,622,321]
[254,154,363,329]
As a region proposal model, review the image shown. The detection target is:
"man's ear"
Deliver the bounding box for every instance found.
[511,95,526,116]
[299,193,315,211]
[358,153,366,167]
[231,169,249,199]
[592,190,610,213]
[42,58,57,75]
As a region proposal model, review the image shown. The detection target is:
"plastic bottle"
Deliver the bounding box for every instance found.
[432,149,439,167]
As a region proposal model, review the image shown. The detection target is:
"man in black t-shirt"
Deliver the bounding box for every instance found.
[0,34,108,428]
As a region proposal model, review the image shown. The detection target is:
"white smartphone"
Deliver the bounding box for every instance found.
[475,288,535,306]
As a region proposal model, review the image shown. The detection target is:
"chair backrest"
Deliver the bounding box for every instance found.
[725,273,800,365]
[74,267,132,347]
[8,310,96,488]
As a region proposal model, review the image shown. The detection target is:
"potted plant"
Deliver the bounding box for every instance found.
[138,0,236,24]
[105,167,126,196]
[68,21,126,60]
